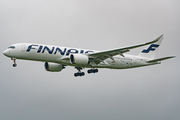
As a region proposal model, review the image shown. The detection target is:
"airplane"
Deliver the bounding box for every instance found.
[3,34,175,77]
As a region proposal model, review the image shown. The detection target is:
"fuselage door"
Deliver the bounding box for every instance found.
[133,57,137,65]
[22,45,26,52]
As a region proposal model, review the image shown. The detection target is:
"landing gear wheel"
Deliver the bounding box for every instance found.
[79,72,85,76]
[88,69,92,74]
[74,73,78,77]
[79,73,83,76]
[74,72,85,77]
[74,67,85,77]
[11,58,17,67]
[13,63,17,67]
[94,69,98,73]
[87,69,98,74]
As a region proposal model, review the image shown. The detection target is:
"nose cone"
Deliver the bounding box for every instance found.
[3,49,10,57]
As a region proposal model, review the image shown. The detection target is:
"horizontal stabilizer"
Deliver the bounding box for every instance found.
[146,56,175,63]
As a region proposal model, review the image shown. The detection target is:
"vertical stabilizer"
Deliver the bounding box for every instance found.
[138,35,163,59]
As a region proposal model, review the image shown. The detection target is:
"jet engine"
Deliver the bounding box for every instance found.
[44,62,65,72]
[70,54,89,65]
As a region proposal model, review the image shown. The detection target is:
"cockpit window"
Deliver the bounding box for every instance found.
[8,46,15,49]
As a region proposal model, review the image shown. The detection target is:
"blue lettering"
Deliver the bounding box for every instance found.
[80,50,84,54]
[26,45,38,52]
[42,46,54,54]
[27,45,94,56]
[142,44,159,53]
[54,48,66,55]
[37,45,43,53]
[66,49,78,56]
[85,51,94,54]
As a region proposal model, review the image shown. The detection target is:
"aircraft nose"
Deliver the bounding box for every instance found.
[3,49,10,56]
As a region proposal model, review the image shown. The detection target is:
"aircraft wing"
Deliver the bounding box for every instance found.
[89,35,163,64]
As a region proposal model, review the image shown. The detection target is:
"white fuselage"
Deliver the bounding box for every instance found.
[3,43,158,69]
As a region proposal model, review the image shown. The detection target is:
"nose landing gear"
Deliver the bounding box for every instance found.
[11,58,17,67]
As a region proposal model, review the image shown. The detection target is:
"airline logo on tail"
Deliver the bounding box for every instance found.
[142,44,159,53]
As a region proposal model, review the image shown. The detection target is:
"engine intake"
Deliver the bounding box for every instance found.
[70,54,89,65]
[44,62,65,72]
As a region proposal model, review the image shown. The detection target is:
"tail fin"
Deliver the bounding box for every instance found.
[138,35,163,59]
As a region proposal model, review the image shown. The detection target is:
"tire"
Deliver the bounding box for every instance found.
[13,64,17,67]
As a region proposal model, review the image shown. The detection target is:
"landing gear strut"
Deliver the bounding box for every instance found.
[74,67,85,77]
[11,58,17,67]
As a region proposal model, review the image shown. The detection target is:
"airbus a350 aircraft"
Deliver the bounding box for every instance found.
[3,35,175,77]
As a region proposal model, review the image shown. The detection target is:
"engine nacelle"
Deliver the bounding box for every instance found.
[44,62,64,72]
[70,54,89,65]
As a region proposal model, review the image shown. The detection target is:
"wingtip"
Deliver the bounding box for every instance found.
[153,34,164,42]
[166,56,176,59]
[157,34,164,39]
[171,56,176,58]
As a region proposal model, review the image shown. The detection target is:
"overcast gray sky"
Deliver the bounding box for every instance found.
[0,0,180,120]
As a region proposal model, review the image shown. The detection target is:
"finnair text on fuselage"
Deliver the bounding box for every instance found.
[26,44,94,56]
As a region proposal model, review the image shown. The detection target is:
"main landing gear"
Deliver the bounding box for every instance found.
[11,58,17,67]
[74,72,85,77]
[74,67,85,77]
[87,69,98,74]
[74,67,99,77]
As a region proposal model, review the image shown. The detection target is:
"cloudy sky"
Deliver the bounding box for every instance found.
[0,0,180,120]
